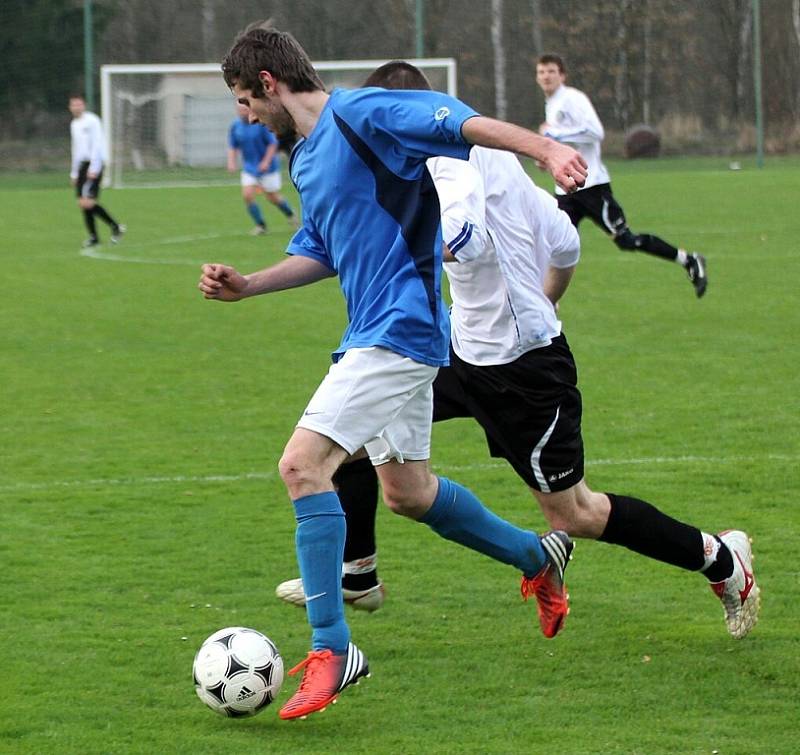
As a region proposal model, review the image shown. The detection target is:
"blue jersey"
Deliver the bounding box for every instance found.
[287,87,477,367]
[228,119,279,176]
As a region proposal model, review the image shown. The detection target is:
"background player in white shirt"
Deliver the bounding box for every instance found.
[276,61,758,643]
[535,54,707,298]
[68,95,124,247]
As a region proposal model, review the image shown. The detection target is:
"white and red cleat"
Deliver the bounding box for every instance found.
[709,530,760,639]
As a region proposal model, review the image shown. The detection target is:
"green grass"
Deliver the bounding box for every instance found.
[1,158,799,754]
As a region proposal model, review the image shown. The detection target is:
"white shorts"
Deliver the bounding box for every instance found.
[241,170,282,192]
[296,347,438,465]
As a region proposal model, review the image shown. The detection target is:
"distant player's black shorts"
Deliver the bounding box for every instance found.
[76,161,102,200]
[556,183,628,236]
[432,334,584,492]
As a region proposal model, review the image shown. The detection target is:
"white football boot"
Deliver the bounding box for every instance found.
[276,578,385,613]
[709,530,760,639]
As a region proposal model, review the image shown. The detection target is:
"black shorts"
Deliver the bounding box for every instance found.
[432,334,584,492]
[76,161,102,200]
[556,183,628,237]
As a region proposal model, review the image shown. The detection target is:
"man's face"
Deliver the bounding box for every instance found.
[232,82,295,139]
[536,63,564,97]
[68,97,85,118]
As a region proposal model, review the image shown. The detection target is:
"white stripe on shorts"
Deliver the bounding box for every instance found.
[530,406,560,493]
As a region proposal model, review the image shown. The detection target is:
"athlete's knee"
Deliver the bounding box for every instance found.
[535,484,610,538]
[278,449,328,496]
[380,474,436,520]
[381,484,419,518]
[277,450,307,487]
[613,228,639,251]
[537,495,577,531]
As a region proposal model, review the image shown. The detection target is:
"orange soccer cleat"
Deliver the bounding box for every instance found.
[279,642,369,720]
[521,530,574,638]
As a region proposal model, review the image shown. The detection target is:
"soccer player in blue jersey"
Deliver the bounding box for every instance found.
[227,102,298,234]
[198,24,588,721]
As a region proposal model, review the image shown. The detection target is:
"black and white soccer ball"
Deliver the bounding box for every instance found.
[193,627,284,717]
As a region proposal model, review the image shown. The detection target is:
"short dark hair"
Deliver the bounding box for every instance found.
[363,60,432,91]
[222,23,324,97]
[68,93,86,101]
[537,53,566,73]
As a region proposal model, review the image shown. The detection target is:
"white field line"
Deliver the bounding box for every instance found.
[2,453,795,495]
[79,232,242,265]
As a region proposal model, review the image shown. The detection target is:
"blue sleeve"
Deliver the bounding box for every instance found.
[228,122,238,149]
[286,224,335,272]
[264,127,278,147]
[334,88,478,169]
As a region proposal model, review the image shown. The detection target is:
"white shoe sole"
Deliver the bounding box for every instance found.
[276,578,385,612]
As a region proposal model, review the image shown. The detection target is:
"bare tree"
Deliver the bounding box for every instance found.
[642,0,652,124]
[736,1,753,110]
[201,0,216,61]
[613,0,633,128]
[793,0,800,115]
[491,0,508,120]
[530,0,543,57]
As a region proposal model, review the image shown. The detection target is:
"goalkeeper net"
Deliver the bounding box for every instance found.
[101,59,457,188]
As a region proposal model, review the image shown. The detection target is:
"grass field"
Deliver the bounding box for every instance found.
[1,156,799,754]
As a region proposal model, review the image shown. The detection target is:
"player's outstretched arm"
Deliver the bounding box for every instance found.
[461,116,588,193]
[198,256,334,301]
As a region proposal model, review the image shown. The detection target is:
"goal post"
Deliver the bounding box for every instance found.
[100,58,457,188]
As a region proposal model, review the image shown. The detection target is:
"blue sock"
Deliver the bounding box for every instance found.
[293,492,349,652]
[420,477,546,577]
[276,199,295,218]
[247,202,265,227]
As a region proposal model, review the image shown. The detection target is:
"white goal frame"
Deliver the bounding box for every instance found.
[100,58,457,188]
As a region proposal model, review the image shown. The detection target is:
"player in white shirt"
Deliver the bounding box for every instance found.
[69,95,124,247]
[535,54,707,298]
[276,62,759,642]
[201,28,588,721]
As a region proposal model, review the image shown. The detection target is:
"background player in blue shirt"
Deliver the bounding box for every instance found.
[227,103,298,234]
[198,23,588,722]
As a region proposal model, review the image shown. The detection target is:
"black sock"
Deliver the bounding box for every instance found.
[333,457,380,590]
[93,204,118,230]
[599,493,705,571]
[702,537,735,582]
[83,209,98,239]
[634,234,678,261]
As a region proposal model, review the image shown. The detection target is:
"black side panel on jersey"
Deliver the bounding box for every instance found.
[332,111,441,316]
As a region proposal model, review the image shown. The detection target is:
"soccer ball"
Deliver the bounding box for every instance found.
[193,627,284,717]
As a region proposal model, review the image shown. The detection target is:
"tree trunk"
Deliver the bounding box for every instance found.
[642,0,652,124]
[530,0,543,58]
[201,0,216,61]
[735,0,753,118]
[613,0,632,128]
[491,0,507,120]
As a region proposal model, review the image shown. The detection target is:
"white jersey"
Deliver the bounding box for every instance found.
[542,84,610,194]
[428,146,580,367]
[70,111,107,179]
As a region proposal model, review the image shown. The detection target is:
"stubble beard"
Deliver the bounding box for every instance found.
[263,104,296,141]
